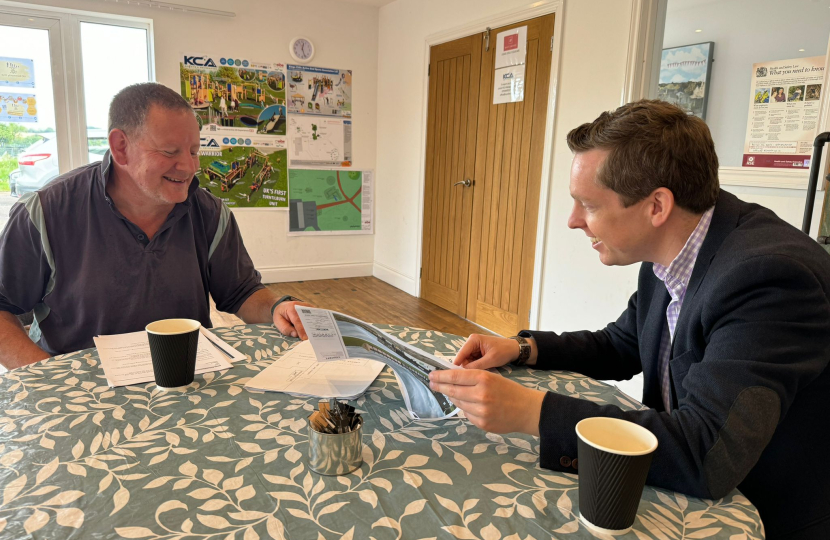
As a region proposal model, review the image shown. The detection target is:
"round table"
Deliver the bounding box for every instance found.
[0,324,764,539]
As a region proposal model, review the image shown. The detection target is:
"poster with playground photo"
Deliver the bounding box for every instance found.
[198,143,288,208]
[180,53,287,143]
[287,65,352,117]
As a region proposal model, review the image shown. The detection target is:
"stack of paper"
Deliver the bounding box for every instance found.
[94,328,245,387]
[245,340,384,399]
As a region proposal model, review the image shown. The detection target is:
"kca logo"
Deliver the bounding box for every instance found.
[200,138,220,147]
[184,56,216,67]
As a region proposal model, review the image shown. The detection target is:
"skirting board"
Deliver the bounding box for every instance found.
[373,262,418,296]
[259,263,373,284]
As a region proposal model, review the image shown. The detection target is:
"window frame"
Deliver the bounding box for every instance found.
[0,0,155,175]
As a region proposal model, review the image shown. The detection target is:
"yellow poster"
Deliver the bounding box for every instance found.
[0,57,36,88]
[0,93,38,123]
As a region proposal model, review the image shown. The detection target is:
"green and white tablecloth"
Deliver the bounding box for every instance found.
[0,324,764,539]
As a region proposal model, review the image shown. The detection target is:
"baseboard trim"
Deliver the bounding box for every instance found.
[373,262,418,296]
[259,262,373,284]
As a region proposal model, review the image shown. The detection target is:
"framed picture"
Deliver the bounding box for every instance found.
[658,42,714,120]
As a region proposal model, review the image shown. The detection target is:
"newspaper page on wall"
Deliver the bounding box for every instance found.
[742,56,825,169]
[288,169,372,234]
[295,307,461,420]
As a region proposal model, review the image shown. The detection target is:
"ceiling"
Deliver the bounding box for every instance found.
[327,0,397,7]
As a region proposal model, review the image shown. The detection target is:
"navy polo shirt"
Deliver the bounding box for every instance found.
[0,151,264,355]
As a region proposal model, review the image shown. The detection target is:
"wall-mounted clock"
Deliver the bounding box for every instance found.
[289,37,315,64]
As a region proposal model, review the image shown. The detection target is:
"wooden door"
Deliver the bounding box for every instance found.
[466,15,555,336]
[419,35,481,315]
[420,15,554,335]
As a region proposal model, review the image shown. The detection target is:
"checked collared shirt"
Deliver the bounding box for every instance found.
[652,206,714,411]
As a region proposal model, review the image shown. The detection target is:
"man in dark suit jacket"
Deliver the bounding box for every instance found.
[429,100,830,539]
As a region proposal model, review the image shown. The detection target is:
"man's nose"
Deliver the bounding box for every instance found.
[177,153,198,174]
[567,204,585,230]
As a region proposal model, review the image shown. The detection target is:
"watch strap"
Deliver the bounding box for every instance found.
[270,295,302,318]
[509,335,531,366]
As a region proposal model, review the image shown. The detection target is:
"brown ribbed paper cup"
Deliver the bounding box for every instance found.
[145,319,201,389]
[575,417,658,534]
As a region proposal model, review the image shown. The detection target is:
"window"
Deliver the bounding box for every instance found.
[80,22,151,161]
[0,6,153,231]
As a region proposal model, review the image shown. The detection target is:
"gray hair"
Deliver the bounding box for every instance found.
[108,82,195,135]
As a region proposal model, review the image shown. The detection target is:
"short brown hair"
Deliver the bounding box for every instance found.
[566,99,719,213]
[108,82,195,136]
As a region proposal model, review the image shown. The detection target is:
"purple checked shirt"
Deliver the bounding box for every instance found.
[652,206,715,411]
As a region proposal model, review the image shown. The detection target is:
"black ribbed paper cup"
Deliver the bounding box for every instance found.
[145,319,201,389]
[575,417,658,534]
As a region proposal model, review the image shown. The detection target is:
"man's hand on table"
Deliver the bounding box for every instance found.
[272,301,313,340]
[429,368,545,436]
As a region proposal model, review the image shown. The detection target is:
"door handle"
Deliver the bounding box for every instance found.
[453,178,473,188]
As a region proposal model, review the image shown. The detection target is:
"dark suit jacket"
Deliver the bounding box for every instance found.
[525,190,830,539]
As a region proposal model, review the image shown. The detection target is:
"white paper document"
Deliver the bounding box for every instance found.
[493,65,525,104]
[245,341,384,399]
[495,26,527,69]
[94,328,235,387]
[295,308,349,361]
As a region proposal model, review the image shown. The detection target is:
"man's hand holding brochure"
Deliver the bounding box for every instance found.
[294,307,461,420]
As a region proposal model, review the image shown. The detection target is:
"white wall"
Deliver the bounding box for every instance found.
[662,0,828,233]
[664,0,830,167]
[374,0,641,333]
[372,0,553,293]
[21,0,380,283]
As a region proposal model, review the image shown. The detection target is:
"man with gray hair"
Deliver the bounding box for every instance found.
[0,82,310,369]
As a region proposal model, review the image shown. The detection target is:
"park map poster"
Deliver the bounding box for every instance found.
[180,53,287,143]
[288,169,373,235]
[198,143,288,209]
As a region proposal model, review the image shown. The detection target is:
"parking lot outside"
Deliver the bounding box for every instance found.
[0,192,14,233]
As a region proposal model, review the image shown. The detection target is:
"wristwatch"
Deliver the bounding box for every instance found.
[270,295,303,318]
[508,335,531,366]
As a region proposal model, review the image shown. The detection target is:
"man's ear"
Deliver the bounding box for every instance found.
[108,129,129,166]
[649,187,675,228]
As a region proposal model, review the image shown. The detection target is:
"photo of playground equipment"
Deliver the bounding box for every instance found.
[287,65,352,117]
[198,146,288,208]
[258,104,286,134]
[180,63,287,135]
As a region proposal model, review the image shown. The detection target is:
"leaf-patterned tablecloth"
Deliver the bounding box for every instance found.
[0,324,764,540]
